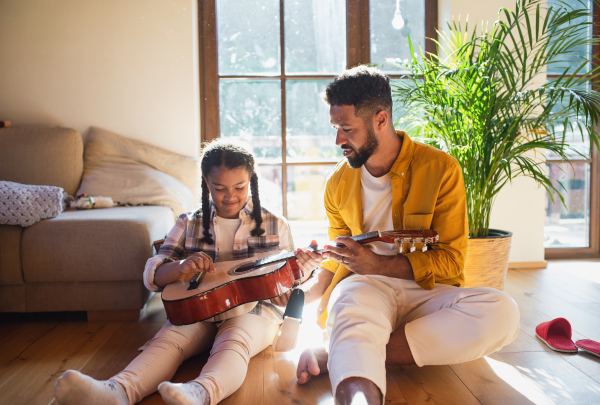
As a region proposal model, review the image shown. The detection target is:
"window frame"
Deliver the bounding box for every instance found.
[199,0,437,219]
[544,0,600,259]
[199,0,598,259]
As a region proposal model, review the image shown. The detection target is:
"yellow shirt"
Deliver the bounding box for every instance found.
[317,131,468,328]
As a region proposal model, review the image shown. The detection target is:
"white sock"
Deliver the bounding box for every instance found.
[54,370,129,405]
[158,381,210,405]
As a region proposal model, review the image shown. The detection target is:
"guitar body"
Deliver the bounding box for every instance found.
[159,229,439,326]
[162,250,301,325]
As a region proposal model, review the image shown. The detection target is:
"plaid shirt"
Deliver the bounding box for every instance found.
[144,198,294,324]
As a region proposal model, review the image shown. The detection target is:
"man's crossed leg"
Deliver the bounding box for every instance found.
[297,275,520,405]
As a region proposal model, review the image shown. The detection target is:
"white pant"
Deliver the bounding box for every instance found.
[326,275,520,397]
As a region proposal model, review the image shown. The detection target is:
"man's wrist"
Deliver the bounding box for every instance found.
[376,255,414,280]
[376,255,396,277]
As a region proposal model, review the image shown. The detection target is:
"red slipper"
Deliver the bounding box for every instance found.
[575,339,600,358]
[535,318,578,353]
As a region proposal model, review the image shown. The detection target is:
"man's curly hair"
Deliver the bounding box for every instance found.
[322,66,393,121]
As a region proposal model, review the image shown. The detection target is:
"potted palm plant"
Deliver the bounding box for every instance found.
[392,0,600,289]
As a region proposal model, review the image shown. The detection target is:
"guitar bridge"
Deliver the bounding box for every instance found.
[187,272,206,290]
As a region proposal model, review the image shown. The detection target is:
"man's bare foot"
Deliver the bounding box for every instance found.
[54,370,128,405]
[296,346,328,384]
[158,381,210,405]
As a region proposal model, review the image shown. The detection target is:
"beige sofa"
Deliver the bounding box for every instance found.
[0,127,175,320]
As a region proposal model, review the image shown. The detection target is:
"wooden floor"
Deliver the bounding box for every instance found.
[1,261,599,405]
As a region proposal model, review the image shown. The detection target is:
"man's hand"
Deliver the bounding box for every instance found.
[323,236,415,280]
[180,252,215,274]
[323,236,388,276]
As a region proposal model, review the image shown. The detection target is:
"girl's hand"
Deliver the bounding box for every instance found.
[295,240,323,276]
[180,252,215,274]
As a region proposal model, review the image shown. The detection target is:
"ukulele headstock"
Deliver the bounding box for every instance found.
[380,230,439,253]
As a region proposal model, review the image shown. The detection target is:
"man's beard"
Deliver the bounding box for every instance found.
[343,125,379,169]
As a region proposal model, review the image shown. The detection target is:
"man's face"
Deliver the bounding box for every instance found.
[330,105,379,169]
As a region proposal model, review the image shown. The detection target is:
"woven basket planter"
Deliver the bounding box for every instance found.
[463,229,513,291]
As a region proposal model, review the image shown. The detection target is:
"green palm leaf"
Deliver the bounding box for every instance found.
[392,0,599,237]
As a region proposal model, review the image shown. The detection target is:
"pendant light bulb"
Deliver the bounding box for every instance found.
[392,0,404,30]
[392,11,405,30]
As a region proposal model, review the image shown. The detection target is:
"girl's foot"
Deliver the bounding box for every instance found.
[158,381,210,405]
[54,370,128,405]
[296,346,329,384]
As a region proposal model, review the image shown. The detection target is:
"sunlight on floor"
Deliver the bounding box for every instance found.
[485,357,566,405]
[317,397,335,405]
[484,357,600,405]
[276,300,327,364]
[548,260,600,286]
[271,299,335,405]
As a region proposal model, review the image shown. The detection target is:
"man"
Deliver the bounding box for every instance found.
[294,66,520,404]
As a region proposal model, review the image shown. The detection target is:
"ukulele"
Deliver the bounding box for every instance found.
[160,229,439,325]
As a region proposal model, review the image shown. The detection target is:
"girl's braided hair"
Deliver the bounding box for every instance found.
[199,139,265,245]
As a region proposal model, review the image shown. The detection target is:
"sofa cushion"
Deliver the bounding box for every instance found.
[0,225,24,285]
[0,127,83,196]
[21,206,174,283]
[0,285,26,312]
[24,281,151,312]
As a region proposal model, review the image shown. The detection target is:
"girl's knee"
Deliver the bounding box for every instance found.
[211,326,253,359]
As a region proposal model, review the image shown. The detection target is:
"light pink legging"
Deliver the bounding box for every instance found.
[111,313,280,405]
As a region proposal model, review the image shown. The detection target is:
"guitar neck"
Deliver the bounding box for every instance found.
[254,229,438,267]
[254,231,382,267]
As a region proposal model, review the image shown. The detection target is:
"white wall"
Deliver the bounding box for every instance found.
[0,0,199,157]
[441,0,547,263]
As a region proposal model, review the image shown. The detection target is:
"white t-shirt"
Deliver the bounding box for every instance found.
[361,165,397,256]
[215,216,242,262]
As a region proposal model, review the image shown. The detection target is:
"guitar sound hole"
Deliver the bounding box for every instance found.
[227,261,259,276]
[234,263,256,273]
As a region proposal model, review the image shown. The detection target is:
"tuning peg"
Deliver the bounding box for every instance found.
[397,240,404,254]
[422,244,428,252]
[409,239,416,252]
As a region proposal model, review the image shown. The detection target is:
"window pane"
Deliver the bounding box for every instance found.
[289,219,330,248]
[287,164,333,221]
[370,0,425,73]
[545,162,590,248]
[391,78,422,130]
[284,0,346,75]
[219,79,282,163]
[547,0,592,75]
[257,165,283,216]
[286,79,342,162]
[545,81,591,160]
[287,164,334,246]
[217,0,280,75]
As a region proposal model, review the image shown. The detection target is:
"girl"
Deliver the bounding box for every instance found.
[54,140,322,405]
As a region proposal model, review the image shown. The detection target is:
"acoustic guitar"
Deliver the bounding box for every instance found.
[160,229,439,325]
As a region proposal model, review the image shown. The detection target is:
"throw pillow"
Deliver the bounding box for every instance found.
[77,127,198,217]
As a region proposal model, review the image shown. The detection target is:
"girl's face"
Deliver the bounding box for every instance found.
[204,165,251,219]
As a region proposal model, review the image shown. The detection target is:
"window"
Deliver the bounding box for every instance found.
[200,0,437,244]
[545,0,600,258]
